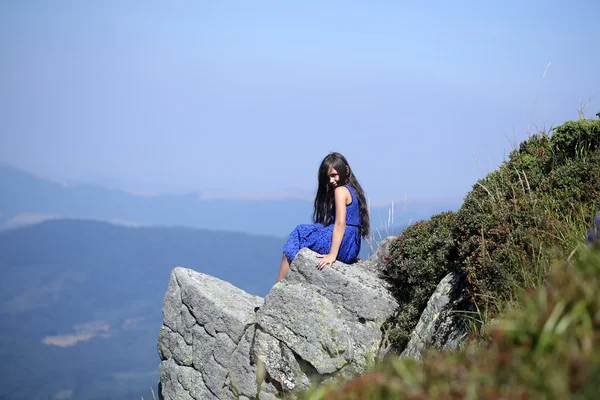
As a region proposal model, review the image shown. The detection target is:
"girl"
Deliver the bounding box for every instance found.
[277,152,370,282]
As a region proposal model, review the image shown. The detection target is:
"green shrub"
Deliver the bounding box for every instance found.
[380,211,457,351]
[453,164,545,306]
[378,118,600,353]
[453,118,600,310]
[550,119,600,164]
[507,131,552,189]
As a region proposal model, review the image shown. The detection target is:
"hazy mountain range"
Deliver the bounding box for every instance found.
[1,163,460,237]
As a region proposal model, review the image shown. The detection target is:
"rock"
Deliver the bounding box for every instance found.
[158,247,398,399]
[252,327,311,393]
[158,267,263,400]
[256,248,398,381]
[400,271,467,360]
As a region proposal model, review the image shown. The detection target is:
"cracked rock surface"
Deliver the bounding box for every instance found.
[400,272,468,361]
[158,248,398,399]
[256,248,398,380]
[158,268,263,400]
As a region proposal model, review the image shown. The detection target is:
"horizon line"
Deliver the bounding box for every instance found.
[1,160,465,206]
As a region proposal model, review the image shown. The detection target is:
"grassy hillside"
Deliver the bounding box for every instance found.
[302,115,600,398]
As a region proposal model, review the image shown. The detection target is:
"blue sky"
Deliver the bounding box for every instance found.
[1,0,599,205]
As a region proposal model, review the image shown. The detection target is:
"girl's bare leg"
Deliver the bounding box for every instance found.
[276,252,291,282]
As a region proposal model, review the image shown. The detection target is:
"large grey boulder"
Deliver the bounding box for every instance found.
[158,247,398,399]
[400,271,467,361]
[255,248,398,390]
[157,267,265,400]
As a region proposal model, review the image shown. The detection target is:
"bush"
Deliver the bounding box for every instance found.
[380,212,456,351]
[550,119,600,164]
[453,165,545,306]
[453,118,600,309]
[379,117,600,353]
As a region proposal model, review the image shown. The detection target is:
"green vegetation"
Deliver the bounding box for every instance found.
[454,117,600,311]
[301,114,600,398]
[380,211,457,350]
[382,116,600,351]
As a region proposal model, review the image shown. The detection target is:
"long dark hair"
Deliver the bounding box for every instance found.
[312,152,370,238]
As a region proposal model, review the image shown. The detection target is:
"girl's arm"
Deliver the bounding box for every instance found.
[317,186,350,269]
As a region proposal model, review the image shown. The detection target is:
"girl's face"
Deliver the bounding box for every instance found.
[328,167,340,188]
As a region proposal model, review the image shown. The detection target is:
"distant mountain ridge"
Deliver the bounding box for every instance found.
[0,164,460,237]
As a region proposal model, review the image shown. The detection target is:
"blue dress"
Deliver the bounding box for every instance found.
[283,185,362,263]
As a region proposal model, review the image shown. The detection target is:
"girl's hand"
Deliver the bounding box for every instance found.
[316,253,337,270]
